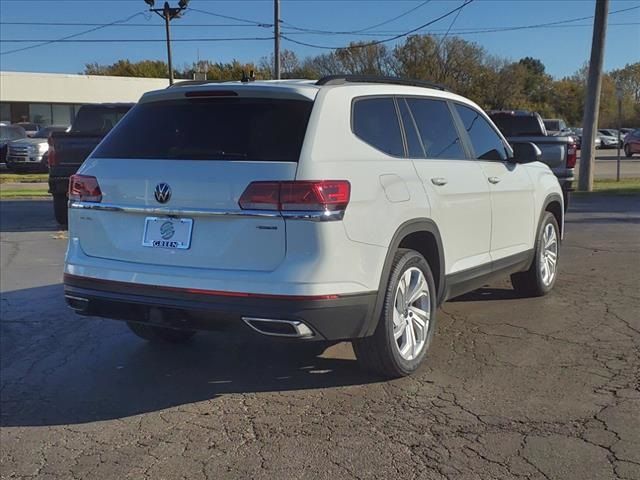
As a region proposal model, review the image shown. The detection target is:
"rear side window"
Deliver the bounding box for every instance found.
[93,98,313,161]
[406,98,465,160]
[352,97,404,157]
[72,106,130,135]
[456,104,509,161]
[397,99,425,158]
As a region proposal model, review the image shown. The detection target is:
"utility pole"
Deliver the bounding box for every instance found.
[274,0,281,79]
[145,0,189,86]
[579,0,609,192]
[616,82,623,182]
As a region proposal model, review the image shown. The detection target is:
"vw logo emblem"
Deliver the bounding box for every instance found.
[154,183,171,204]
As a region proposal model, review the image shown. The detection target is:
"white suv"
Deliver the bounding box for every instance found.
[64,76,563,377]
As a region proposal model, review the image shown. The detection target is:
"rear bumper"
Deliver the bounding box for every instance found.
[64,274,377,341]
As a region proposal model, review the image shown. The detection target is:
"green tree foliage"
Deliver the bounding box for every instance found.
[83,36,640,127]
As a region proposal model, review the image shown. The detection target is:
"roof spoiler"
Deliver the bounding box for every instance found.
[316,75,450,92]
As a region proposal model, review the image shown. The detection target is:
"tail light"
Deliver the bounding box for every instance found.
[239,180,350,213]
[69,174,102,202]
[47,136,57,167]
[567,141,577,168]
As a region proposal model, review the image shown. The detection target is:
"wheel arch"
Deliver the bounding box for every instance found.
[542,192,564,239]
[363,219,445,337]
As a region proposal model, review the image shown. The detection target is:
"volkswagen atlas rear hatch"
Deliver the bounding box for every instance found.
[70,83,318,271]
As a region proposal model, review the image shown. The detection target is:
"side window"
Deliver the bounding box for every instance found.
[397,99,425,158]
[352,97,404,157]
[455,104,509,161]
[405,98,466,160]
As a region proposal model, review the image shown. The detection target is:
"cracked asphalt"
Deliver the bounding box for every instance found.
[1,195,639,480]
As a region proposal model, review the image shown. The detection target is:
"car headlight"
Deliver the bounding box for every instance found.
[38,143,48,152]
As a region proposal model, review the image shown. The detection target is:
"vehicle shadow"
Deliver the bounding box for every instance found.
[449,287,519,302]
[0,284,381,428]
[0,199,63,233]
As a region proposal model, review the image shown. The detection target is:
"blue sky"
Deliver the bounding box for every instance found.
[0,0,638,78]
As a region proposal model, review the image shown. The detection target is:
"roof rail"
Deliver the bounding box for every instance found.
[315,75,450,92]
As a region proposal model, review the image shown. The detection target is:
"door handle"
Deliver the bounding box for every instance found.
[488,176,501,184]
[431,177,448,186]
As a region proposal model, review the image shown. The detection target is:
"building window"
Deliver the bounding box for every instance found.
[52,104,75,126]
[0,103,10,123]
[29,104,52,126]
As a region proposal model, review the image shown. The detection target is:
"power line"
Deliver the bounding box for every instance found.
[0,21,260,27]
[281,0,475,50]
[186,7,272,27]
[438,0,465,47]
[281,0,433,35]
[0,37,275,43]
[0,11,146,56]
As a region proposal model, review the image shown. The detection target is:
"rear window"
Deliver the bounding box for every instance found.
[93,98,313,162]
[73,106,131,135]
[490,114,544,137]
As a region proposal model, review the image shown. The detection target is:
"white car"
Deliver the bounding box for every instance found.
[63,76,564,377]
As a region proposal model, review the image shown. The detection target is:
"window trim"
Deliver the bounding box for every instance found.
[450,101,514,163]
[350,95,408,159]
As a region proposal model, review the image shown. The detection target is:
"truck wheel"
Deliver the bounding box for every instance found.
[353,249,437,378]
[511,212,560,297]
[53,194,68,225]
[126,321,196,343]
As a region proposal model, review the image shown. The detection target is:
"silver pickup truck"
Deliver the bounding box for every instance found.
[489,110,576,209]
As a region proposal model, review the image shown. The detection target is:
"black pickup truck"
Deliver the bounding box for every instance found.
[488,110,576,209]
[48,103,133,224]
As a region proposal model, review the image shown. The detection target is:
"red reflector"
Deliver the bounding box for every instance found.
[185,90,238,97]
[69,174,102,202]
[238,180,351,212]
[47,146,57,167]
[567,142,577,169]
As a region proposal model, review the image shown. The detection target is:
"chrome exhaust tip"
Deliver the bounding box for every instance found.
[242,317,315,338]
[65,294,89,313]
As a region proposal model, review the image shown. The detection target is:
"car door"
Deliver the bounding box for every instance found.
[453,103,536,262]
[401,97,492,275]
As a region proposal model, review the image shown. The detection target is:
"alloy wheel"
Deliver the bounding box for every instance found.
[393,267,431,361]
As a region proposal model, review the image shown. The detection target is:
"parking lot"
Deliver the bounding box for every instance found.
[1,194,639,480]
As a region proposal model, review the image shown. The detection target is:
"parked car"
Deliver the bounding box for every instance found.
[0,124,27,165]
[488,110,575,208]
[6,125,69,172]
[567,127,601,150]
[15,122,41,138]
[543,118,571,136]
[63,76,564,378]
[623,128,640,157]
[620,127,635,138]
[597,131,621,149]
[48,103,133,224]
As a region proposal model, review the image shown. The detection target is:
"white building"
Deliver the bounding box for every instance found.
[0,71,171,127]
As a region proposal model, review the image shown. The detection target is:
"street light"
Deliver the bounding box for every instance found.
[144,0,189,85]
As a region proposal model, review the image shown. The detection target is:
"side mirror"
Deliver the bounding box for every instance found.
[511,142,542,163]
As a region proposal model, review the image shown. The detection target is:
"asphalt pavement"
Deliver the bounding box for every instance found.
[1,196,639,479]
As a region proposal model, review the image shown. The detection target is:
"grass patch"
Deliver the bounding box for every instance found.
[574,178,640,196]
[0,172,48,184]
[0,185,50,198]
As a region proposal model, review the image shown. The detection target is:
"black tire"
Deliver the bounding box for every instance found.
[53,194,68,225]
[126,321,196,343]
[353,249,437,378]
[625,145,632,158]
[511,212,560,297]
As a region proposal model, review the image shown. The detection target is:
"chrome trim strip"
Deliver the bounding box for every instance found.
[69,201,345,221]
